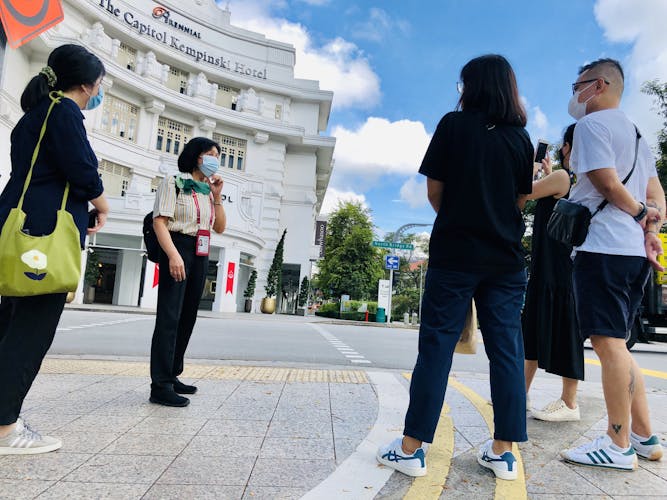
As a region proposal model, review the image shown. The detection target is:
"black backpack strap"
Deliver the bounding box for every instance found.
[590,125,641,218]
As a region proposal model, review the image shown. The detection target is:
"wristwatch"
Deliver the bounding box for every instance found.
[633,201,647,221]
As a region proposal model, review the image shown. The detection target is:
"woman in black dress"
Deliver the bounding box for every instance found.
[522,123,584,422]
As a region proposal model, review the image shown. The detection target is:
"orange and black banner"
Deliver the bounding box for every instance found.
[0,0,64,49]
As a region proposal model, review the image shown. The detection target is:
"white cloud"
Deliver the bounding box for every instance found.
[399,176,428,208]
[353,8,410,43]
[297,0,330,5]
[228,2,380,110]
[594,0,667,146]
[332,117,431,176]
[320,187,368,215]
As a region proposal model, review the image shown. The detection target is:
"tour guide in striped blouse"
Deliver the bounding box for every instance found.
[150,137,226,407]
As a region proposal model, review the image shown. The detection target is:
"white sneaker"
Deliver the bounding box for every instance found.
[630,433,664,461]
[477,439,518,480]
[561,434,637,471]
[376,437,427,477]
[531,399,580,422]
[0,418,62,455]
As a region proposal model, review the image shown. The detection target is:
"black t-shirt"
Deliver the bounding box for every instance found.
[419,110,533,273]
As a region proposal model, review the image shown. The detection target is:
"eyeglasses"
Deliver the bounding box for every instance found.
[456,81,463,94]
[571,78,609,95]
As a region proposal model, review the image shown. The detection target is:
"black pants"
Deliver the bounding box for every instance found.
[150,233,208,390]
[0,293,67,424]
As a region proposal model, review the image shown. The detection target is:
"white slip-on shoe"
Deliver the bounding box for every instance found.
[531,399,580,422]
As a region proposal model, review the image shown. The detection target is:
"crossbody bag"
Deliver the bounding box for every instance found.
[547,126,641,247]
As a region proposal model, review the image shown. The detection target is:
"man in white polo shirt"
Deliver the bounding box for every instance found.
[560,58,665,470]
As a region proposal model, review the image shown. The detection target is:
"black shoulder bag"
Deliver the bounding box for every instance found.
[547,126,641,247]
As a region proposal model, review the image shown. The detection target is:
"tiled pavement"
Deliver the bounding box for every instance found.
[0,358,665,499]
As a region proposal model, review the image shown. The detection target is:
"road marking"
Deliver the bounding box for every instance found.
[302,371,409,499]
[448,377,527,500]
[56,317,151,332]
[402,373,454,499]
[585,358,667,380]
[308,323,372,365]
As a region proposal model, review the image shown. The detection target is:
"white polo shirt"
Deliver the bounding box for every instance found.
[569,108,657,257]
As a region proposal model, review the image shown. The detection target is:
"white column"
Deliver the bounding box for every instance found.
[212,246,241,312]
[113,250,143,306]
[140,260,160,309]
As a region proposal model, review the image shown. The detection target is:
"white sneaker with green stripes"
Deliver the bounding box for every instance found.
[561,434,637,471]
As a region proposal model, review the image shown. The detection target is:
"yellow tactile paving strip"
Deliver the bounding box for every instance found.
[40,359,368,384]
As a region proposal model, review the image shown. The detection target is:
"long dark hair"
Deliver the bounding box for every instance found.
[457,54,527,127]
[559,123,576,169]
[20,44,106,112]
[178,137,221,173]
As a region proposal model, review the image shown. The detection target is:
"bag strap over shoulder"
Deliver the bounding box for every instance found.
[17,91,68,211]
[591,125,641,218]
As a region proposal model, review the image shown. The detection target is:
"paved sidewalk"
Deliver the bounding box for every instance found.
[0,358,665,499]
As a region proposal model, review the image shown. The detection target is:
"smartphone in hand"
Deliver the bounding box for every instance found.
[88,209,98,229]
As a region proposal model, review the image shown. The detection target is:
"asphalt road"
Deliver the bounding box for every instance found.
[48,310,667,391]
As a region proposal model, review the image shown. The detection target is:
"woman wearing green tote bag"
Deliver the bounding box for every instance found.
[0,45,109,455]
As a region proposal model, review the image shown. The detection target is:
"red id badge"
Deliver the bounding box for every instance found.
[195,229,211,256]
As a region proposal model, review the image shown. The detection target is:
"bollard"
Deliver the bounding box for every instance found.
[412,312,418,325]
[365,310,369,322]
[403,312,409,324]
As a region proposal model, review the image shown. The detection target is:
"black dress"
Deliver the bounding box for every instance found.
[522,192,584,380]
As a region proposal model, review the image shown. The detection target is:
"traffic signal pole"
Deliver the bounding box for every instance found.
[388,268,393,323]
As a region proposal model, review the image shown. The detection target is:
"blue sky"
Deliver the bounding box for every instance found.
[226,0,667,237]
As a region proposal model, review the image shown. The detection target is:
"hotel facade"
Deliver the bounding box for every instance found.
[0,0,335,312]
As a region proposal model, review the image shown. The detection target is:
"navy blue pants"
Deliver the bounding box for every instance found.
[404,267,528,443]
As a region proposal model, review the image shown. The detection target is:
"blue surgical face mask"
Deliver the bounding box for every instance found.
[85,86,104,110]
[199,155,219,178]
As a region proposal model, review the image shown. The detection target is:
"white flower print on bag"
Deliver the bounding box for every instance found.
[20,249,48,281]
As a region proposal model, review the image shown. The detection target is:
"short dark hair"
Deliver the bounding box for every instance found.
[20,44,106,112]
[578,58,624,81]
[177,137,221,173]
[457,54,526,127]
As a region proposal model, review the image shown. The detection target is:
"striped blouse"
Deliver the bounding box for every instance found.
[153,174,215,236]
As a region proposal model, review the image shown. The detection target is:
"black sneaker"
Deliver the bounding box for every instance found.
[173,379,197,395]
[150,387,190,407]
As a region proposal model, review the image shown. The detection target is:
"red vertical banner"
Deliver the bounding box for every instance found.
[0,0,64,49]
[152,263,160,288]
[225,262,235,294]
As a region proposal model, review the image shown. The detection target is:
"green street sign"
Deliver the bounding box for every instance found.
[372,240,415,250]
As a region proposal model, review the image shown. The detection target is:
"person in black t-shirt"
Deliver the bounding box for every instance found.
[377,55,533,481]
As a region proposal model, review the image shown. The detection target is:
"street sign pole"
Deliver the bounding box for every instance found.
[388,268,393,324]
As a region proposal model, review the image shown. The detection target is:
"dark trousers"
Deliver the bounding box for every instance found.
[404,267,528,443]
[0,293,67,424]
[150,233,208,389]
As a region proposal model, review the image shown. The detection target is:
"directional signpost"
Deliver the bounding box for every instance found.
[385,255,399,270]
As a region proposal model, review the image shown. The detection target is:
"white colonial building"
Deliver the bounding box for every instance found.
[0,0,334,312]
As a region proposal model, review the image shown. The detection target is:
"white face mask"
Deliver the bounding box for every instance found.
[568,82,596,120]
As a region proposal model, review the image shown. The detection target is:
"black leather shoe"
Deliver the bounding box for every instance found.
[149,387,190,407]
[173,379,198,395]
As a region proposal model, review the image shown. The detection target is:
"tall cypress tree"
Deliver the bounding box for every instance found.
[265,229,286,298]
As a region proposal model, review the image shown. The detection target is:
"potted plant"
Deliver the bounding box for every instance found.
[83,250,101,304]
[261,229,286,314]
[296,276,309,316]
[243,269,257,312]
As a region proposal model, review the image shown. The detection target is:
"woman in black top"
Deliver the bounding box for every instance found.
[0,45,108,455]
[522,124,583,422]
[377,55,533,481]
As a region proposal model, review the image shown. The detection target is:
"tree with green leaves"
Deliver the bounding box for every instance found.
[642,79,667,190]
[265,229,286,298]
[298,276,309,307]
[315,201,384,299]
[244,269,257,299]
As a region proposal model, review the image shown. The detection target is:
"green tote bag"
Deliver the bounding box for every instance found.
[0,92,81,297]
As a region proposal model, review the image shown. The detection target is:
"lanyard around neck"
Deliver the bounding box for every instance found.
[191,192,213,227]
